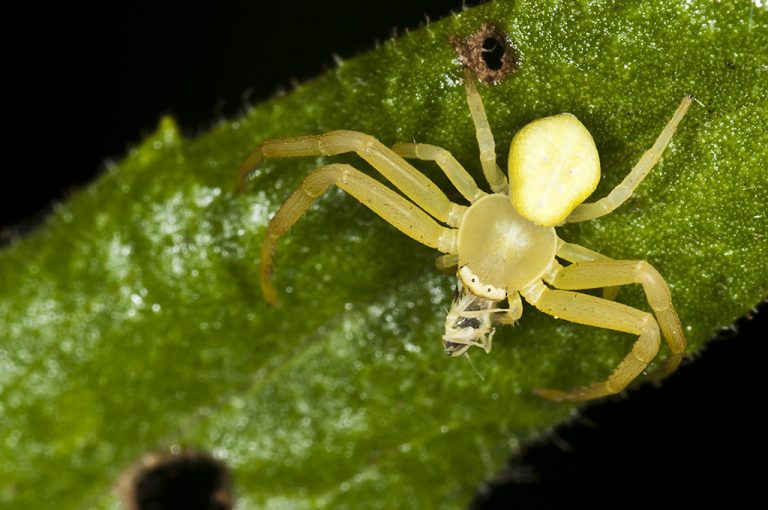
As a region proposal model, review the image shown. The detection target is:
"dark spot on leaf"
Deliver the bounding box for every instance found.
[481,37,505,71]
[117,450,232,510]
[724,59,736,70]
[451,23,518,84]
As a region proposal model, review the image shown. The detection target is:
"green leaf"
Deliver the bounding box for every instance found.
[2,1,766,508]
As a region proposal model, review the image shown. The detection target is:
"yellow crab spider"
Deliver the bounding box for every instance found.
[239,68,692,402]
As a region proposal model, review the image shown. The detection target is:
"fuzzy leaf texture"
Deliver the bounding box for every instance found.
[1,1,767,508]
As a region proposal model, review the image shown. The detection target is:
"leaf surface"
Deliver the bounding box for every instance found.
[1,1,766,508]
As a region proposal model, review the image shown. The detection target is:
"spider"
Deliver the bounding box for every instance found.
[238,68,692,401]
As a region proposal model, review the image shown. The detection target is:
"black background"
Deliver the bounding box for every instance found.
[4,1,766,507]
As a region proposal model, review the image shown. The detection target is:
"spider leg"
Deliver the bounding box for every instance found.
[260,163,458,304]
[391,142,487,203]
[555,239,620,300]
[544,258,686,383]
[495,291,523,325]
[239,130,466,227]
[435,253,459,272]
[566,95,692,223]
[462,68,509,193]
[522,281,661,401]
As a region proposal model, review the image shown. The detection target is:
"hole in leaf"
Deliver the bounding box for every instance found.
[481,37,505,71]
[451,23,518,84]
[118,450,232,510]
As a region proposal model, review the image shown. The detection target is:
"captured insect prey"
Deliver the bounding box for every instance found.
[239,65,693,402]
[443,281,498,357]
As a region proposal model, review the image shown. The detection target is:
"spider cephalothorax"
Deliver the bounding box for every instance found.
[239,68,692,401]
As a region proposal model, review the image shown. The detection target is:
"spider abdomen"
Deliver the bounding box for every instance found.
[508,113,600,227]
[457,194,556,293]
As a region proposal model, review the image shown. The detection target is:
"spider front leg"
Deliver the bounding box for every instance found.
[522,281,661,401]
[260,163,458,304]
[545,258,686,382]
[566,95,692,223]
